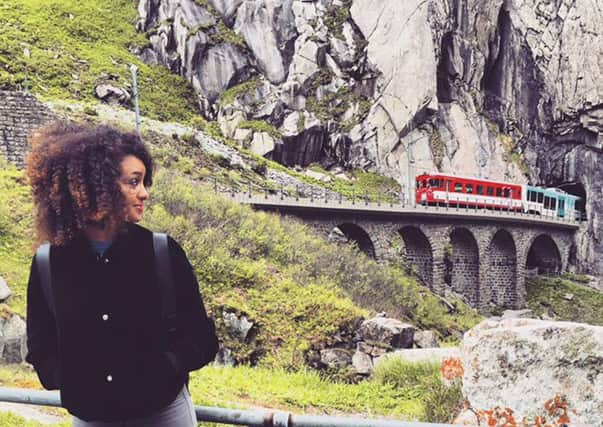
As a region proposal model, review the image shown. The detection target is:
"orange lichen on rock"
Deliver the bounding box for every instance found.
[440,356,464,381]
[461,395,576,427]
[476,406,517,427]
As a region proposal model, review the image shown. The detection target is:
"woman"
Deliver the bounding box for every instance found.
[25,121,219,426]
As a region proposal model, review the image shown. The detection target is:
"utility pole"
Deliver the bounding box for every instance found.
[130,65,141,133]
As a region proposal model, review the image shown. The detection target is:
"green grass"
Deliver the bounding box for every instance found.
[0,0,198,122]
[526,275,603,325]
[0,363,461,423]
[0,159,34,317]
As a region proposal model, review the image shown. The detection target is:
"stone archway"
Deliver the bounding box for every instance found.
[526,234,562,274]
[486,229,517,308]
[398,226,433,287]
[449,228,480,305]
[329,223,376,258]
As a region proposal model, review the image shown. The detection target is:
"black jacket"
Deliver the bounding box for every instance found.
[25,223,219,421]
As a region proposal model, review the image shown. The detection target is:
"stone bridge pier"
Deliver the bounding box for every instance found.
[297,213,575,310]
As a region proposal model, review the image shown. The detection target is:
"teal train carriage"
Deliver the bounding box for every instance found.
[522,185,581,219]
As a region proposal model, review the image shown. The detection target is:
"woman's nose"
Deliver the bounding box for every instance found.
[138,185,149,200]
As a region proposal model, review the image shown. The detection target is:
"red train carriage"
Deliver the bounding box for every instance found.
[415,173,523,211]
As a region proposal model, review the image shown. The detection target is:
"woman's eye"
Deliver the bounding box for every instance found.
[129,178,139,187]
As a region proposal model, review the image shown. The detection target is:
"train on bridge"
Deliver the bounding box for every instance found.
[415,173,581,219]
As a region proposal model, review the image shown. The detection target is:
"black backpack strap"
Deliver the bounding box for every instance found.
[35,243,56,318]
[153,233,178,333]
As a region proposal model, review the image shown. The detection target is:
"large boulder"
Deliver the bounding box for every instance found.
[460,318,603,426]
[0,276,11,302]
[320,348,352,369]
[358,316,415,349]
[1,315,27,364]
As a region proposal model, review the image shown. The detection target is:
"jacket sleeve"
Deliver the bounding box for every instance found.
[163,237,219,374]
[25,255,61,390]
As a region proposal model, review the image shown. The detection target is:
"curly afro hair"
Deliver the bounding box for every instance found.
[26,121,154,246]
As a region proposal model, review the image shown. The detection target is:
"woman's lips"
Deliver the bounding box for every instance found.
[134,205,144,213]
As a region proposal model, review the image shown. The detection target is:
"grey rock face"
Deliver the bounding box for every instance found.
[1,315,27,364]
[358,317,415,349]
[413,330,439,348]
[351,347,372,374]
[223,311,254,341]
[234,0,297,84]
[94,84,131,106]
[137,0,251,103]
[196,44,251,102]
[320,348,353,368]
[137,0,603,277]
[0,276,11,302]
[209,0,244,24]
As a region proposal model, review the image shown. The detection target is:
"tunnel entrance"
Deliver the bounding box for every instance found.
[449,228,480,306]
[486,230,517,308]
[329,223,376,259]
[526,234,562,274]
[399,226,433,288]
[557,181,587,220]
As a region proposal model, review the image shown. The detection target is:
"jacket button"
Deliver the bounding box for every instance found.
[104,258,110,264]
[101,314,109,321]
[106,375,113,382]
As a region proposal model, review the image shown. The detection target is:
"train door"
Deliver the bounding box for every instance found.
[557,196,566,218]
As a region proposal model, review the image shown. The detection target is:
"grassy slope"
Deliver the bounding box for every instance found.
[526,275,603,326]
[0,0,198,122]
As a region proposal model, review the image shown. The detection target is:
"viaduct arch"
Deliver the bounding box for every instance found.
[299,215,575,310]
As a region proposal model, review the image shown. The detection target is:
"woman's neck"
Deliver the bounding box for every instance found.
[84,223,120,242]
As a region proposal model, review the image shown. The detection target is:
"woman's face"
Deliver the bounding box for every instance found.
[119,155,149,223]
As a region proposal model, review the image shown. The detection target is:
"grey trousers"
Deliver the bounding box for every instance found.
[72,386,197,427]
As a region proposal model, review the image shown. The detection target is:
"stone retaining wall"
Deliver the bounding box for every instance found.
[0,91,55,168]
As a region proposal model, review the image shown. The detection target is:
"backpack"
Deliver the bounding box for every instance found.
[35,233,177,332]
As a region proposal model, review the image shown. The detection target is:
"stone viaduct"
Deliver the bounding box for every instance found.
[228,193,579,310]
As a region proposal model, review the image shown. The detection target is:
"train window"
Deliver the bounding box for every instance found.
[446,180,452,191]
[430,179,441,188]
[466,184,474,194]
[487,186,494,196]
[559,200,565,210]
[544,196,550,209]
[477,185,484,195]
[454,182,463,192]
[551,198,557,210]
[529,191,536,202]
[496,188,502,197]
[503,188,510,197]
[538,192,544,203]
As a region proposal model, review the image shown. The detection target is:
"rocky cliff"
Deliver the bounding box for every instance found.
[136,0,602,275]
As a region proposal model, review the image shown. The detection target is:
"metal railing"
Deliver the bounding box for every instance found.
[0,387,453,427]
[214,182,582,229]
